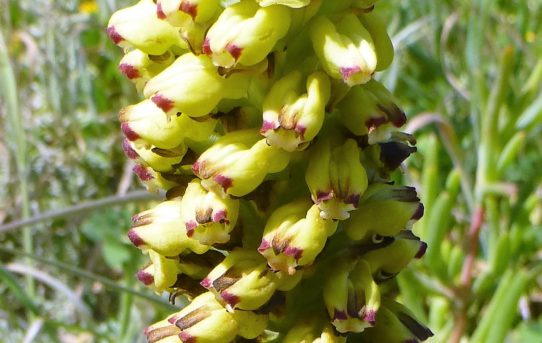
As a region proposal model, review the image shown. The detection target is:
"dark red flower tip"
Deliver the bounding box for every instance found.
[220,290,240,307]
[122,139,140,160]
[202,38,212,55]
[340,66,361,80]
[151,94,175,113]
[128,229,145,247]
[225,43,243,61]
[284,246,303,260]
[179,332,196,343]
[107,26,124,44]
[136,270,154,285]
[133,164,153,181]
[257,240,270,253]
[200,277,212,289]
[333,309,348,320]
[364,310,377,326]
[121,122,141,141]
[213,174,233,192]
[180,2,198,21]
[415,242,428,259]
[119,63,141,80]
[411,203,425,220]
[156,2,166,19]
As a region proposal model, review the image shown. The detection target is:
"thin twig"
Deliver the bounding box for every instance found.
[0,190,161,233]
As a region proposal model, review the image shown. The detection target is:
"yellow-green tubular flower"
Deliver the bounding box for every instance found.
[203,0,291,68]
[256,0,310,8]
[230,310,269,340]
[201,249,279,311]
[146,292,239,343]
[120,99,217,149]
[323,259,380,333]
[156,0,221,26]
[305,138,368,220]
[118,50,175,91]
[258,199,337,274]
[144,53,227,117]
[283,316,346,343]
[359,10,394,72]
[128,199,209,256]
[136,250,180,293]
[193,130,290,197]
[344,184,423,241]
[180,179,240,245]
[310,14,377,86]
[361,231,427,283]
[261,71,330,152]
[132,164,181,192]
[122,138,187,172]
[107,0,184,55]
[361,299,434,342]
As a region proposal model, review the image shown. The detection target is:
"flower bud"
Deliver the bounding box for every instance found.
[283,316,346,343]
[310,14,377,86]
[230,310,268,339]
[193,130,290,197]
[157,0,221,26]
[324,259,380,333]
[201,249,279,311]
[204,1,291,67]
[258,199,337,274]
[361,230,427,282]
[359,9,394,71]
[137,250,180,293]
[305,138,368,220]
[181,179,240,245]
[128,199,209,256]
[261,71,330,151]
[132,164,182,192]
[344,184,423,241]
[120,99,217,149]
[146,292,239,343]
[118,50,175,91]
[123,138,187,172]
[107,0,183,55]
[144,53,227,117]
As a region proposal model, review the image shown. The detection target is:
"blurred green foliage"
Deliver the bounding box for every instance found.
[0,0,541,342]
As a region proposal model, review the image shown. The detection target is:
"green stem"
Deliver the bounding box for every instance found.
[0,26,33,297]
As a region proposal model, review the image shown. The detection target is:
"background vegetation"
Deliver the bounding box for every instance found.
[1,0,541,342]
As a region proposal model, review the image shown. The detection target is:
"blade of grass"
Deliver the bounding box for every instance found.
[0,266,39,315]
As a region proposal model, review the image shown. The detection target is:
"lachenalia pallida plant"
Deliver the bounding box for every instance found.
[108,0,433,341]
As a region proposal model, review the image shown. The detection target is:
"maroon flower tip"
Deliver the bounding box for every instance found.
[202,38,212,55]
[185,221,197,236]
[415,242,428,259]
[411,203,425,220]
[212,210,227,223]
[340,66,361,80]
[294,124,307,137]
[156,2,166,19]
[261,120,277,133]
[316,191,333,202]
[107,26,124,44]
[390,109,407,127]
[151,94,175,113]
[136,270,154,285]
[122,139,140,160]
[365,116,388,130]
[403,340,418,343]
[220,291,240,308]
[131,214,140,223]
[213,174,233,192]
[225,43,243,61]
[284,246,303,260]
[180,2,198,20]
[364,310,377,326]
[128,229,145,247]
[345,193,361,206]
[333,309,348,320]
[133,164,154,181]
[118,63,140,80]
[257,240,270,253]
[191,160,201,174]
[200,278,212,289]
[179,332,196,343]
[121,122,141,141]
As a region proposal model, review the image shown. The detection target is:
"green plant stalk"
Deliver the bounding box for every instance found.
[0,28,34,297]
[418,133,439,239]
